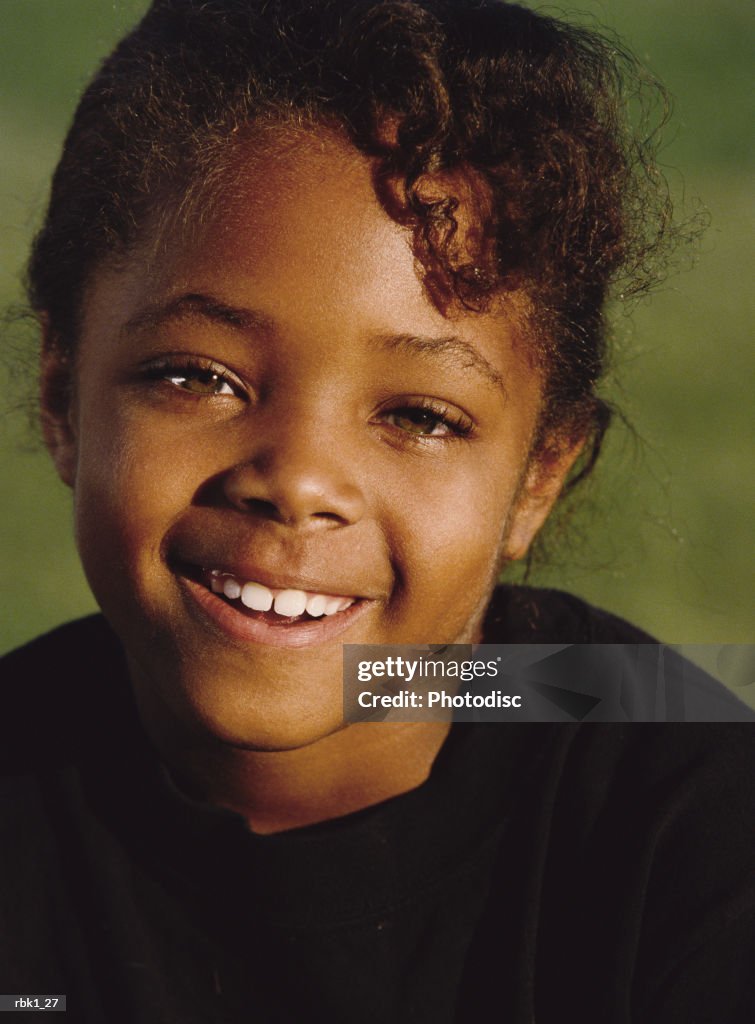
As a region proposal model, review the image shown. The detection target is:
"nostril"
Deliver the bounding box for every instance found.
[312,510,349,524]
[240,500,350,527]
[240,497,281,520]
[220,455,366,526]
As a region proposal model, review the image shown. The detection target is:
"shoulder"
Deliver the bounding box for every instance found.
[542,721,755,908]
[481,585,753,722]
[482,584,655,643]
[1,614,120,671]
[537,721,755,1019]
[0,616,133,767]
[481,579,753,1011]
[0,614,126,698]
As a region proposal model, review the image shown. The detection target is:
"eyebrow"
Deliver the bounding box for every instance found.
[370,331,507,398]
[121,293,276,336]
[122,292,507,397]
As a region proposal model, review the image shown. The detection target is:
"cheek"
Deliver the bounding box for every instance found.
[71,404,201,585]
[385,450,521,598]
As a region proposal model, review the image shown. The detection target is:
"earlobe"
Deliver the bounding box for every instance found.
[39,324,78,488]
[502,439,585,561]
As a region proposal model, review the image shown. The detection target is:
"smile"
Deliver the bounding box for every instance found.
[209,570,355,618]
[176,566,371,649]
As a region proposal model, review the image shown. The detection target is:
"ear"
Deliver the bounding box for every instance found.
[39,321,78,488]
[502,437,585,561]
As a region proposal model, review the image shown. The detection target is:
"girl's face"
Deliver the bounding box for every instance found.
[44,135,576,751]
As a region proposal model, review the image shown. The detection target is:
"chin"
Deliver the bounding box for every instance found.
[194,693,347,753]
[124,637,346,751]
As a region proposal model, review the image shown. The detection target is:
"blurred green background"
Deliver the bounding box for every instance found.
[1,2,753,665]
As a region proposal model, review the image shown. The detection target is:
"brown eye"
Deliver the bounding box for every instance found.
[385,408,453,436]
[165,368,236,395]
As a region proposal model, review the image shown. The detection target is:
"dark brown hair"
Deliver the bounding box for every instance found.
[27,0,674,481]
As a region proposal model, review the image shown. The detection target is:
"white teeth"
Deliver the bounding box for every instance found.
[305,594,328,618]
[322,596,344,616]
[240,581,274,611]
[273,589,308,617]
[210,571,356,618]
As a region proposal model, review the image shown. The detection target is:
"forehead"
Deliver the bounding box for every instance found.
[82,132,539,405]
[186,134,427,330]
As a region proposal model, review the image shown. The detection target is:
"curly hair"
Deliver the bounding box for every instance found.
[27,0,674,482]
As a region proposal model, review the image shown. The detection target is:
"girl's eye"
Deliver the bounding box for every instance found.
[166,369,235,395]
[143,359,243,398]
[382,403,472,438]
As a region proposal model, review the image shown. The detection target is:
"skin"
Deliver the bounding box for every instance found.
[41,133,581,832]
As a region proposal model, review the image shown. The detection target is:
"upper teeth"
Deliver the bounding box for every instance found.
[209,572,354,618]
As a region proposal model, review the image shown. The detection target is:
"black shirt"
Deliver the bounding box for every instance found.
[1,587,753,1022]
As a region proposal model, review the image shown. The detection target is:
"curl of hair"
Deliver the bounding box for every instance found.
[27,0,678,482]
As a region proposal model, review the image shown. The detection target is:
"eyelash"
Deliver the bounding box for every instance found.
[378,399,473,440]
[141,358,474,440]
[142,356,246,398]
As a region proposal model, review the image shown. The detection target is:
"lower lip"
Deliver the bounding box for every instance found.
[179,575,373,649]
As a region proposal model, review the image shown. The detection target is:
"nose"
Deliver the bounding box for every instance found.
[221,424,367,529]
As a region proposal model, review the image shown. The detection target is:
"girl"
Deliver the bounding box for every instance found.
[1,1,752,1021]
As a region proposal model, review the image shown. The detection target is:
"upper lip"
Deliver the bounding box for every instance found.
[166,521,388,600]
[176,559,376,600]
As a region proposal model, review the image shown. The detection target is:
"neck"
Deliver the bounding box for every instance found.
[151,719,451,834]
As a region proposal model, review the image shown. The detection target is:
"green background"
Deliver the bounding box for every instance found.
[1,2,753,667]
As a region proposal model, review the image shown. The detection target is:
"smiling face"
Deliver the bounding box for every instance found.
[42,133,578,751]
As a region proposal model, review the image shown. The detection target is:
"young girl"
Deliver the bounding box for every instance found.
[1,1,752,1021]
